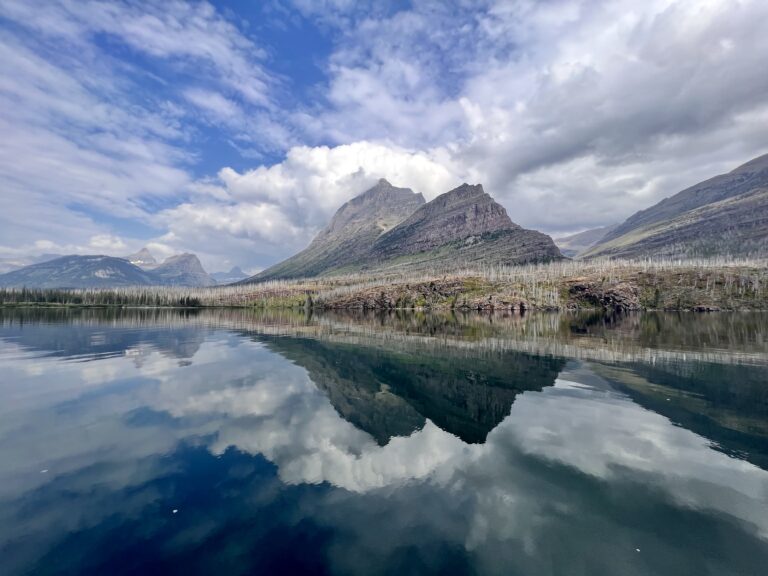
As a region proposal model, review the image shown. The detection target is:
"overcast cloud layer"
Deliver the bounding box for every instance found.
[1,0,767,272]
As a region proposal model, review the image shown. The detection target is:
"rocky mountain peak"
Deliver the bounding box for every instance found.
[152,253,216,286]
[160,253,205,272]
[246,179,426,281]
[373,182,521,258]
[315,180,425,242]
[126,247,156,266]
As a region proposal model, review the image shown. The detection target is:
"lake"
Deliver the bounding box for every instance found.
[1,308,767,575]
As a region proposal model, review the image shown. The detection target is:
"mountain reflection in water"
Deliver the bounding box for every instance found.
[0,308,767,576]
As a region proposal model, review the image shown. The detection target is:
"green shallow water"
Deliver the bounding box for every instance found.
[0,308,767,575]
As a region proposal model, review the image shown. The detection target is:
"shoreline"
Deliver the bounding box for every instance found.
[1,259,767,312]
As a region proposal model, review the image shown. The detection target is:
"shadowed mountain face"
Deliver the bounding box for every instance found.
[368,183,563,271]
[372,183,518,257]
[250,179,426,281]
[247,181,562,282]
[586,154,768,258]
[260,334,566,445]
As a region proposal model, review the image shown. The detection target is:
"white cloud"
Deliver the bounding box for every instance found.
[87,234,127,252]
[0,0,273,106]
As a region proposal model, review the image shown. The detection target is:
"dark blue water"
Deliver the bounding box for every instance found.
[1,308,767,575]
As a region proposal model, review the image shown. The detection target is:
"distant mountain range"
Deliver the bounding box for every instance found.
[245,179,563,282]
[0,253,64,275]
[555,225,619,258]
[211,266,248,283]
[3,153,766,289]
[0,250,224,289]
[584,154,768,259]
[0,255,157,289]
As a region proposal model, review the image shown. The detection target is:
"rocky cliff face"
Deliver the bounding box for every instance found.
[372,183,518,258]
[246,180,562,282]
[586,154,768,258]
[250,179,425,281]
[151,254,216,287]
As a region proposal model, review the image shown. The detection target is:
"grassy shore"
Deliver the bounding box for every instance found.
[1,258,767,311]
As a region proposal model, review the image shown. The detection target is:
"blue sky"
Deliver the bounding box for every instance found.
[1,0,768,273]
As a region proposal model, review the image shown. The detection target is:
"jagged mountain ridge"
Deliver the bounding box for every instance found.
[0,255,157,289]
[150,253,216,287]
[246,180,562,282]
[585,154,768,258]
[0,252,217,288]
[372,183,518,258]
[250,179,425,281]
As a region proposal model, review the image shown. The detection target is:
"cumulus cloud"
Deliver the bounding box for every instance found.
[155,142,464,268]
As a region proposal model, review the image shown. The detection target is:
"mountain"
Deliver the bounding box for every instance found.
[0,253,63,274]
[555,224,618,258]
[0,255,155,288]
[0,253,217,289]
[585,154,768,258]
[211,266,248,284]
[367,183,561,270]
[126,247,157,268]
[245,180,562,282]
[150,254,216,287]
[250,179,425,281]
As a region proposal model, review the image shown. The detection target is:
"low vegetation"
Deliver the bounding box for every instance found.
[1,258,766,311]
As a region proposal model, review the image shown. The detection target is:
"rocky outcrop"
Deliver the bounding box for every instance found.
[586,154,768,258]
[567,281,641,311]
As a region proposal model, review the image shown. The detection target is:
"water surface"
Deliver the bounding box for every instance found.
[1,308,767,575]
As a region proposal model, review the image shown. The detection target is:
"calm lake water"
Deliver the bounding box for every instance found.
[1,308,767,575]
